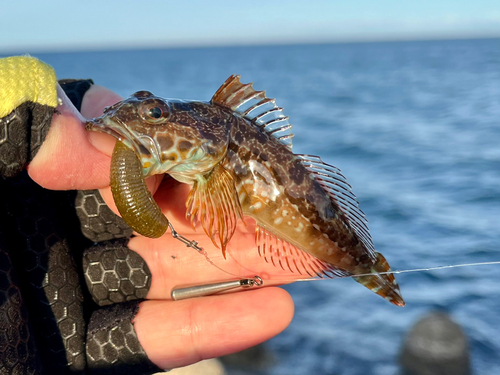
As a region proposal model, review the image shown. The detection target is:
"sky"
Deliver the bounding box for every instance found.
[1,0,500,53]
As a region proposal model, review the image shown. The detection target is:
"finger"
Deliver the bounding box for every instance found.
[81,85,121,120]
[86,300,163,374]
[28,85,122,190]
[81,84,124,158]
[82,225,302,306]
[128,223,306,300]
[83,239,152,306]
[75,189,133,243]
[135,288,294,369]
[86,289,293,372]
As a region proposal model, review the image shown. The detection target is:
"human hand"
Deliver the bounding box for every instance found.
[27,83,296,371]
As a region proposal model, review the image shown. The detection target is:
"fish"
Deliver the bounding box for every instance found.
[85,75,405,306]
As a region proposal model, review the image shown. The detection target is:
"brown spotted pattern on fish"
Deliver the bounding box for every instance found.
[86,91,235,180]
[85,76,405,306]
[222,109,371,273]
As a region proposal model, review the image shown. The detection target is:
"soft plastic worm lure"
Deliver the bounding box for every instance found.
[110,140,169,237]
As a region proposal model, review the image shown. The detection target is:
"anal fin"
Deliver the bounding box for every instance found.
[255,225,349,278]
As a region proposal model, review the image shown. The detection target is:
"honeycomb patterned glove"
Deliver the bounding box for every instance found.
[0,59,163,374]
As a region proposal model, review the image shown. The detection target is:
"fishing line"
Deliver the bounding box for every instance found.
[287,261,500,283]
[169,223,500,290]
[168,223,242,278]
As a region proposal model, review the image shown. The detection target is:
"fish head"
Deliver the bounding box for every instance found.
[86,91,229,180]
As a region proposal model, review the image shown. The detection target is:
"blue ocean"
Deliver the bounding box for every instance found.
[14,38,500,374]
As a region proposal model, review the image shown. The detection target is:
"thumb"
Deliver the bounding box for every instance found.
[28,85,122,190]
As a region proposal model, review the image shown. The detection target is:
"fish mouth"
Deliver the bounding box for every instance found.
[85,117,128,141]
[85,117,160,163]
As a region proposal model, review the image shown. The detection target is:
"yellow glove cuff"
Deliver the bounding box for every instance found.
[0,56,58,118]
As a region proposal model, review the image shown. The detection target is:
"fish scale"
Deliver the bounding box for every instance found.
[225,115,368,271]
[85,75,405,306]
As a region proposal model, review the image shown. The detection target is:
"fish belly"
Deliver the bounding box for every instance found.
[236,171,366,275]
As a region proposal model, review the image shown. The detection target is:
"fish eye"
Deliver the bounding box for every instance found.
[139,100,169,124]
[147,107,163,119]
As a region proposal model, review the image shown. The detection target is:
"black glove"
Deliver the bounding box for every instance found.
[0,57,162,374]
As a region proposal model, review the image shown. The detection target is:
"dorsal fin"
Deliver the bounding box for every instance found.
[185,163,243,257]
[297,154,377,260]
[212,75,294,150]
[255,225,350,278]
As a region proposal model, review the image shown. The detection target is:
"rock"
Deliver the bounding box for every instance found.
[400,312,471,375]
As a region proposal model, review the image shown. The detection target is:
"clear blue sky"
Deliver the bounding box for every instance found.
[1,0,499,53]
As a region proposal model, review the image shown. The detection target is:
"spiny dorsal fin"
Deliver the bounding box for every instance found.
[186,164,243,257]
[255,225,350,278]
[297,154,377,260]
[212,75,294,150]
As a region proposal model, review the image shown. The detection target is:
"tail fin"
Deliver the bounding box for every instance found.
[353,252,405,306]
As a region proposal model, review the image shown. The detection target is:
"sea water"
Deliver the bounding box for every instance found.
[15,38,500,374]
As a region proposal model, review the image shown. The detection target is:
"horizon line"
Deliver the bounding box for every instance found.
[1,34,499,55]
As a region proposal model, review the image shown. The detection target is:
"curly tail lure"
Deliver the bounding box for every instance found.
[110,140,169,238]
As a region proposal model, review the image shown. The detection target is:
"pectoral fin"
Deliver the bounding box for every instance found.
[186,164,243,256]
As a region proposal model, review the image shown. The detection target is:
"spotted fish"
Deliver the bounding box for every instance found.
[86,75,405,306]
